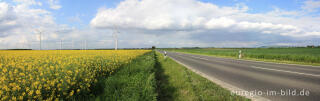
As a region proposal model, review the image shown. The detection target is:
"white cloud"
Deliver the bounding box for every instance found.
[88,0,320,48]
[2,0,320,49]
[205,17,236,29]
[48,0,61,10]
[13,0,42,6]
[91,0,320,38]
[91,0,245,30]
[0,1,116,49]
[302,0,320,12]
[0,1,73,49]
[0,2,18,34]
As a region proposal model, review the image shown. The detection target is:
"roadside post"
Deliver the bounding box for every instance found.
[238,50,242,59]
[164,51,167,59]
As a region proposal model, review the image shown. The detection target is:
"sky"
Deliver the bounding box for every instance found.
[0,0,320,49]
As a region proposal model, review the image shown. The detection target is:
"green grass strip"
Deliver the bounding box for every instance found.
[95,51,157,101]
[155,52,250,101]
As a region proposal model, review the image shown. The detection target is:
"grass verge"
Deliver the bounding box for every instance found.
[155,52,249,101]
[94,51,157,101]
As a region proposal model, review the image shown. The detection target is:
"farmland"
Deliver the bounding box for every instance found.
[166,48,320,65]
[0,50,248,101]
[96,51,157,101]
[0,50,150,100]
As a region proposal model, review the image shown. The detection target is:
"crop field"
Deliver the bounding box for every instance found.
[0,50,150,100]
[167,48,320,65]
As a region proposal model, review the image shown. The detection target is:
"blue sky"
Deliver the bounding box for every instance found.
[0,0,320,49]
[2,0,123,28]
[52,0,121,28]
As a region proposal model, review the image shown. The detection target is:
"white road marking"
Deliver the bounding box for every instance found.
[190,56,209,60]
[250,66,320,77]
[172,53,209,61]
[174,52,320,77]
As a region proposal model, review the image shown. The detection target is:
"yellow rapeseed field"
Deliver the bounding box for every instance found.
[0,50,151,100]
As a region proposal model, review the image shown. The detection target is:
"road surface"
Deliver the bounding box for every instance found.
[164,51,320,101]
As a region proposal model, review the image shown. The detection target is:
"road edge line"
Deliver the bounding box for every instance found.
[250,66,320,77]
[168,56,270,101]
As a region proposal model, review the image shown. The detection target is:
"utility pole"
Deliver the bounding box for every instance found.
[239,50,242,59]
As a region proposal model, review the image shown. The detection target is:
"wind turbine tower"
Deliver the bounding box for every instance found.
[85,40,87,50]
[72,40,74,49]
[39,31,42,50]
[60,40,63,50]
[35,29,42,50]
[112,25,119,50]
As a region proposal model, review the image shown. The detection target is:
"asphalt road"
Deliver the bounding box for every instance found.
[164,51,320,101]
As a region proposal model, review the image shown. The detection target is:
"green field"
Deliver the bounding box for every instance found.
[165,48,320,66]
[95,51,157,101]
[1,50,248,100]
[93,51,248,101]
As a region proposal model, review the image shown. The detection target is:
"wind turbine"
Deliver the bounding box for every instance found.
[72,40,74,49]
[35,29,42,50]
[60,39,63,50]
[33,27,45,50]
[112,25,119,50]
[85,40,87,50]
